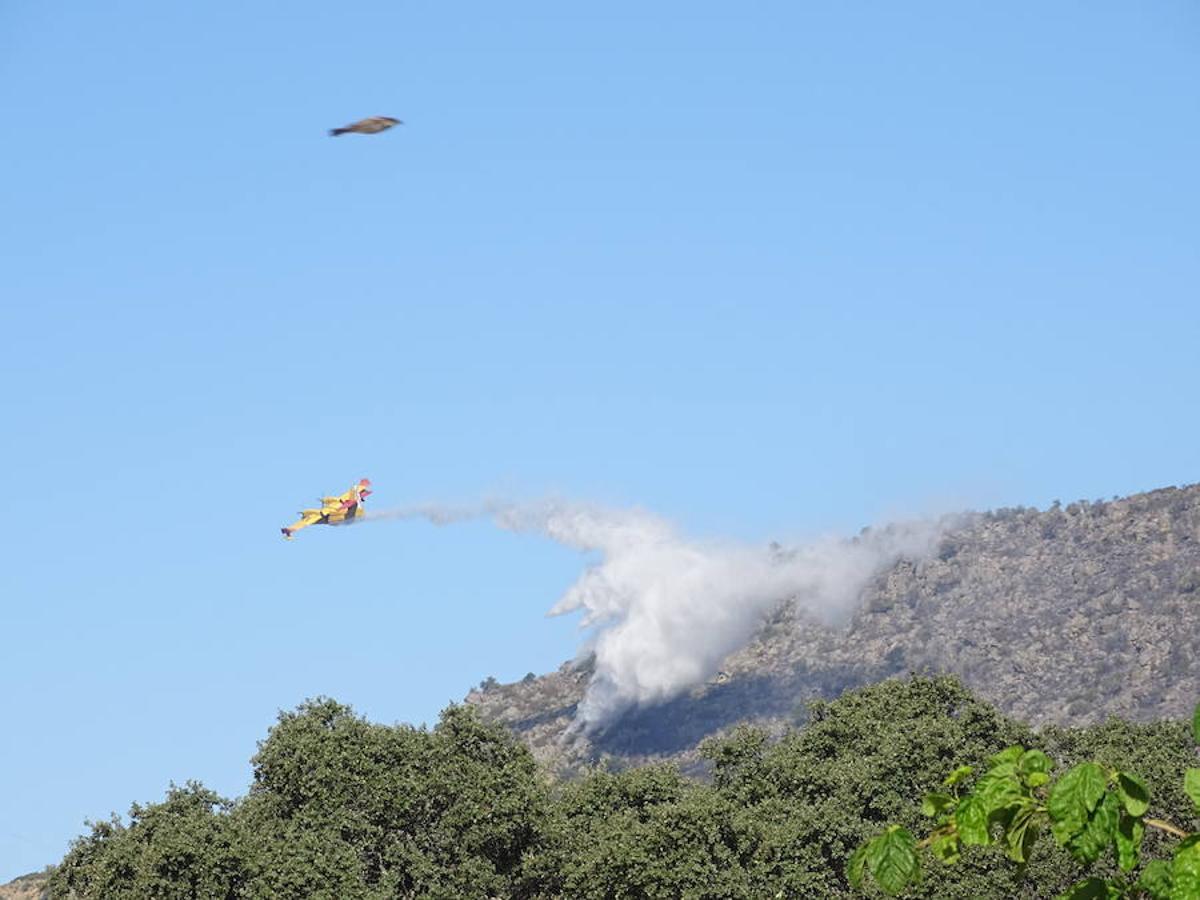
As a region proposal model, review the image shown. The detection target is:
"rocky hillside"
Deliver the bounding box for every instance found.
[0,871,50,900]
[468,484,1200,774]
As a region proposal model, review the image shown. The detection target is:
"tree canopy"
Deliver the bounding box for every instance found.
[48,677,1199,898]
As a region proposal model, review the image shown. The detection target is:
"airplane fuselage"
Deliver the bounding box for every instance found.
[309,505,362,527]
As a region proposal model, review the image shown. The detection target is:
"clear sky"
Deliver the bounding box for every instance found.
[1,0,1198,880]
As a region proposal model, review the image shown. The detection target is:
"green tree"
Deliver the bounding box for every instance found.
[524,764,751,899]
[51,700,548,899]
[704,675,1056,898]
[49,678,1200,899]
[50,782,246,899]
[240,698,548,899]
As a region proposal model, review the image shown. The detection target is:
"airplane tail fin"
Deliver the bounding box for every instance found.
[281,528,293,540]
[329,128,347,136]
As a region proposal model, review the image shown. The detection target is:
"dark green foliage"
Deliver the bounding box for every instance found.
[49,782,246,899]
[52,701,547,900]
[524,765,751,899]
[240,699,548,899]
[47,677,1200,899]
[704,675,1048,898]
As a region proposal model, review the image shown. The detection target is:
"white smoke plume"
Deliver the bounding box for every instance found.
[369,499,947,731]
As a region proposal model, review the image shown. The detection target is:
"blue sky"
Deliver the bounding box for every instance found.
[1,0,1197,880]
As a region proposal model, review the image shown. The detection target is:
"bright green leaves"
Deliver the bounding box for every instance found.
[1019,749,1053,777]
[848,698,1200,899]
[1116,771,1150,817]
[847,825,919,895]
[1044,766,1150,869]
[1069,792,1120,865]
[1026,771,1051,789]
[1005,801,1040,863]
[846,845,867,888]
[867,826,920,893]
[942,750,1028,849]
[968,746,1043,863]
[1016,749,1052,789]
[1138,859,1173,899]
[955,794,990,846]
[988,746,1024,770]
[921,792,955,818]
[920,787,964,868]
[1115,812,1144,872]
[1184,769,1200,811]
[1048,763,1107,846]
[854,735,1200,900]
[943,765,974,787]
[976,766,1023,812]
[1172,836,1200,900]
[929,832,961,865]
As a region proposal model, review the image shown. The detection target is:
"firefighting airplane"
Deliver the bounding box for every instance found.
[281,479,372,540]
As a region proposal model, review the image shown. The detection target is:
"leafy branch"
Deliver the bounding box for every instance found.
[848,703,1200,899]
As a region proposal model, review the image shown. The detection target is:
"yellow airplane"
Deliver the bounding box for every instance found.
[281,478,372,540]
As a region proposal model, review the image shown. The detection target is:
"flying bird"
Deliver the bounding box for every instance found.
[329,116,402,137]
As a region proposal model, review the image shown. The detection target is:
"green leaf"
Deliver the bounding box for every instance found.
[1057,791,1120,864]
[989,746,1025,768]
[1005,803,1040,863]
[846,845,867,888]
[1027,771,1050,788]
[1171,835,1200,900]
[977,772,1024,815]
[986,746,1024,778]
[921,792,955,818]
[1116,771,1150,817]
[1115,811,1143,872]
[1049,763,1108,844]
[1192,702,1200,745]
[1019,749,1053,776]
[1056,877,1120,900]
[944,765,974,788]
[1138,859,1173,899]
[865,825,920,895]
[956,795,990,846]
[930,833,961,865]
[1184,769,1200,811]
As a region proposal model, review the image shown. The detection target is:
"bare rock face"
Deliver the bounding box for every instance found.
[467,484,1200,773]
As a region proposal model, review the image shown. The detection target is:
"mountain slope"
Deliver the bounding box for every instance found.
[468,484,1200,772]
[0,870,50,900]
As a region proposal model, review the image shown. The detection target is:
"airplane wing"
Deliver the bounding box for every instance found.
[281,510,323,540]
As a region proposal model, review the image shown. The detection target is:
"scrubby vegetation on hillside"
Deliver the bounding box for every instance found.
[48,677,1200,899]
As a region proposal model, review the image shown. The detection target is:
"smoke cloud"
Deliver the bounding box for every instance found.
[369,500,946,731]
